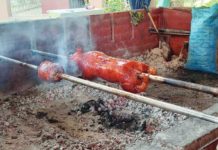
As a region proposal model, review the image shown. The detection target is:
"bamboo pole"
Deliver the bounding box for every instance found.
[143,74,218,96]
[0,55,38,70]
[144,5,159,34]
[147,12,159,33]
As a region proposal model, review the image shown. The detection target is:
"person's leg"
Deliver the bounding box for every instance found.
[129,0,151,10]
[144,0,151,7]
[129,0,136,9]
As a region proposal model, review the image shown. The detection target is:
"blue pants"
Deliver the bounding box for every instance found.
[129,0,151,9]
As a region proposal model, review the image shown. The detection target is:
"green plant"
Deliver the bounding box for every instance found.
[105,0,129,12]
[130,11,144,26]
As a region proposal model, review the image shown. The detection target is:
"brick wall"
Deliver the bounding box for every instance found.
[89,8,191,57]
[160,8,191,56]
[90,10,160,57]
[35,9,161,58]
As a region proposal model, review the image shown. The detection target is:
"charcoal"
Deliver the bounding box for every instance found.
[75,99,140,131]
[100,110,139,131]
[36,111,48,119]
[79,100,96,113]
[46,115,59,123]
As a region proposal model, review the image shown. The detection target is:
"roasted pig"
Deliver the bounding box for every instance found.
[69,49,156,93]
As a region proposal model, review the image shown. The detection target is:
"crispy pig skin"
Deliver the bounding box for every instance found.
[38,61,64,82]
[69,49,156,93]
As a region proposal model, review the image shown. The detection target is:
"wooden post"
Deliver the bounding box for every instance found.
[89,0,104,8]
[0,0,11,20]
[150,0,156,8]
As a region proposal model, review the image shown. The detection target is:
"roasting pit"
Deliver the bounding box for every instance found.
[0,8,218,150]
[0,47,218,150]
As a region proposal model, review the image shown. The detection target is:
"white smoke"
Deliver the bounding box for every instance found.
[0,16,95,93]
[57,16,94,74]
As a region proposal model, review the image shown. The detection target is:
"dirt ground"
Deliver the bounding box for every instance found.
[0,47,218,150]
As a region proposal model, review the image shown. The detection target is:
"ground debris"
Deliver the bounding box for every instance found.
[131,42,185,76]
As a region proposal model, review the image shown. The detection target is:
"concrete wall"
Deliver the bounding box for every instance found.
[0,22,38,96]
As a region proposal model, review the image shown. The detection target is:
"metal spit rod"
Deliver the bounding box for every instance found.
[0,55,218,123]
[60,74,218,123]
[0,55,38,70]
[31,49,67,59]
[31,49,218,96]
[143,74,218,96]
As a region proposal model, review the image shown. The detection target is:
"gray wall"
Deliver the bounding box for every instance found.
[0,16,92,96]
